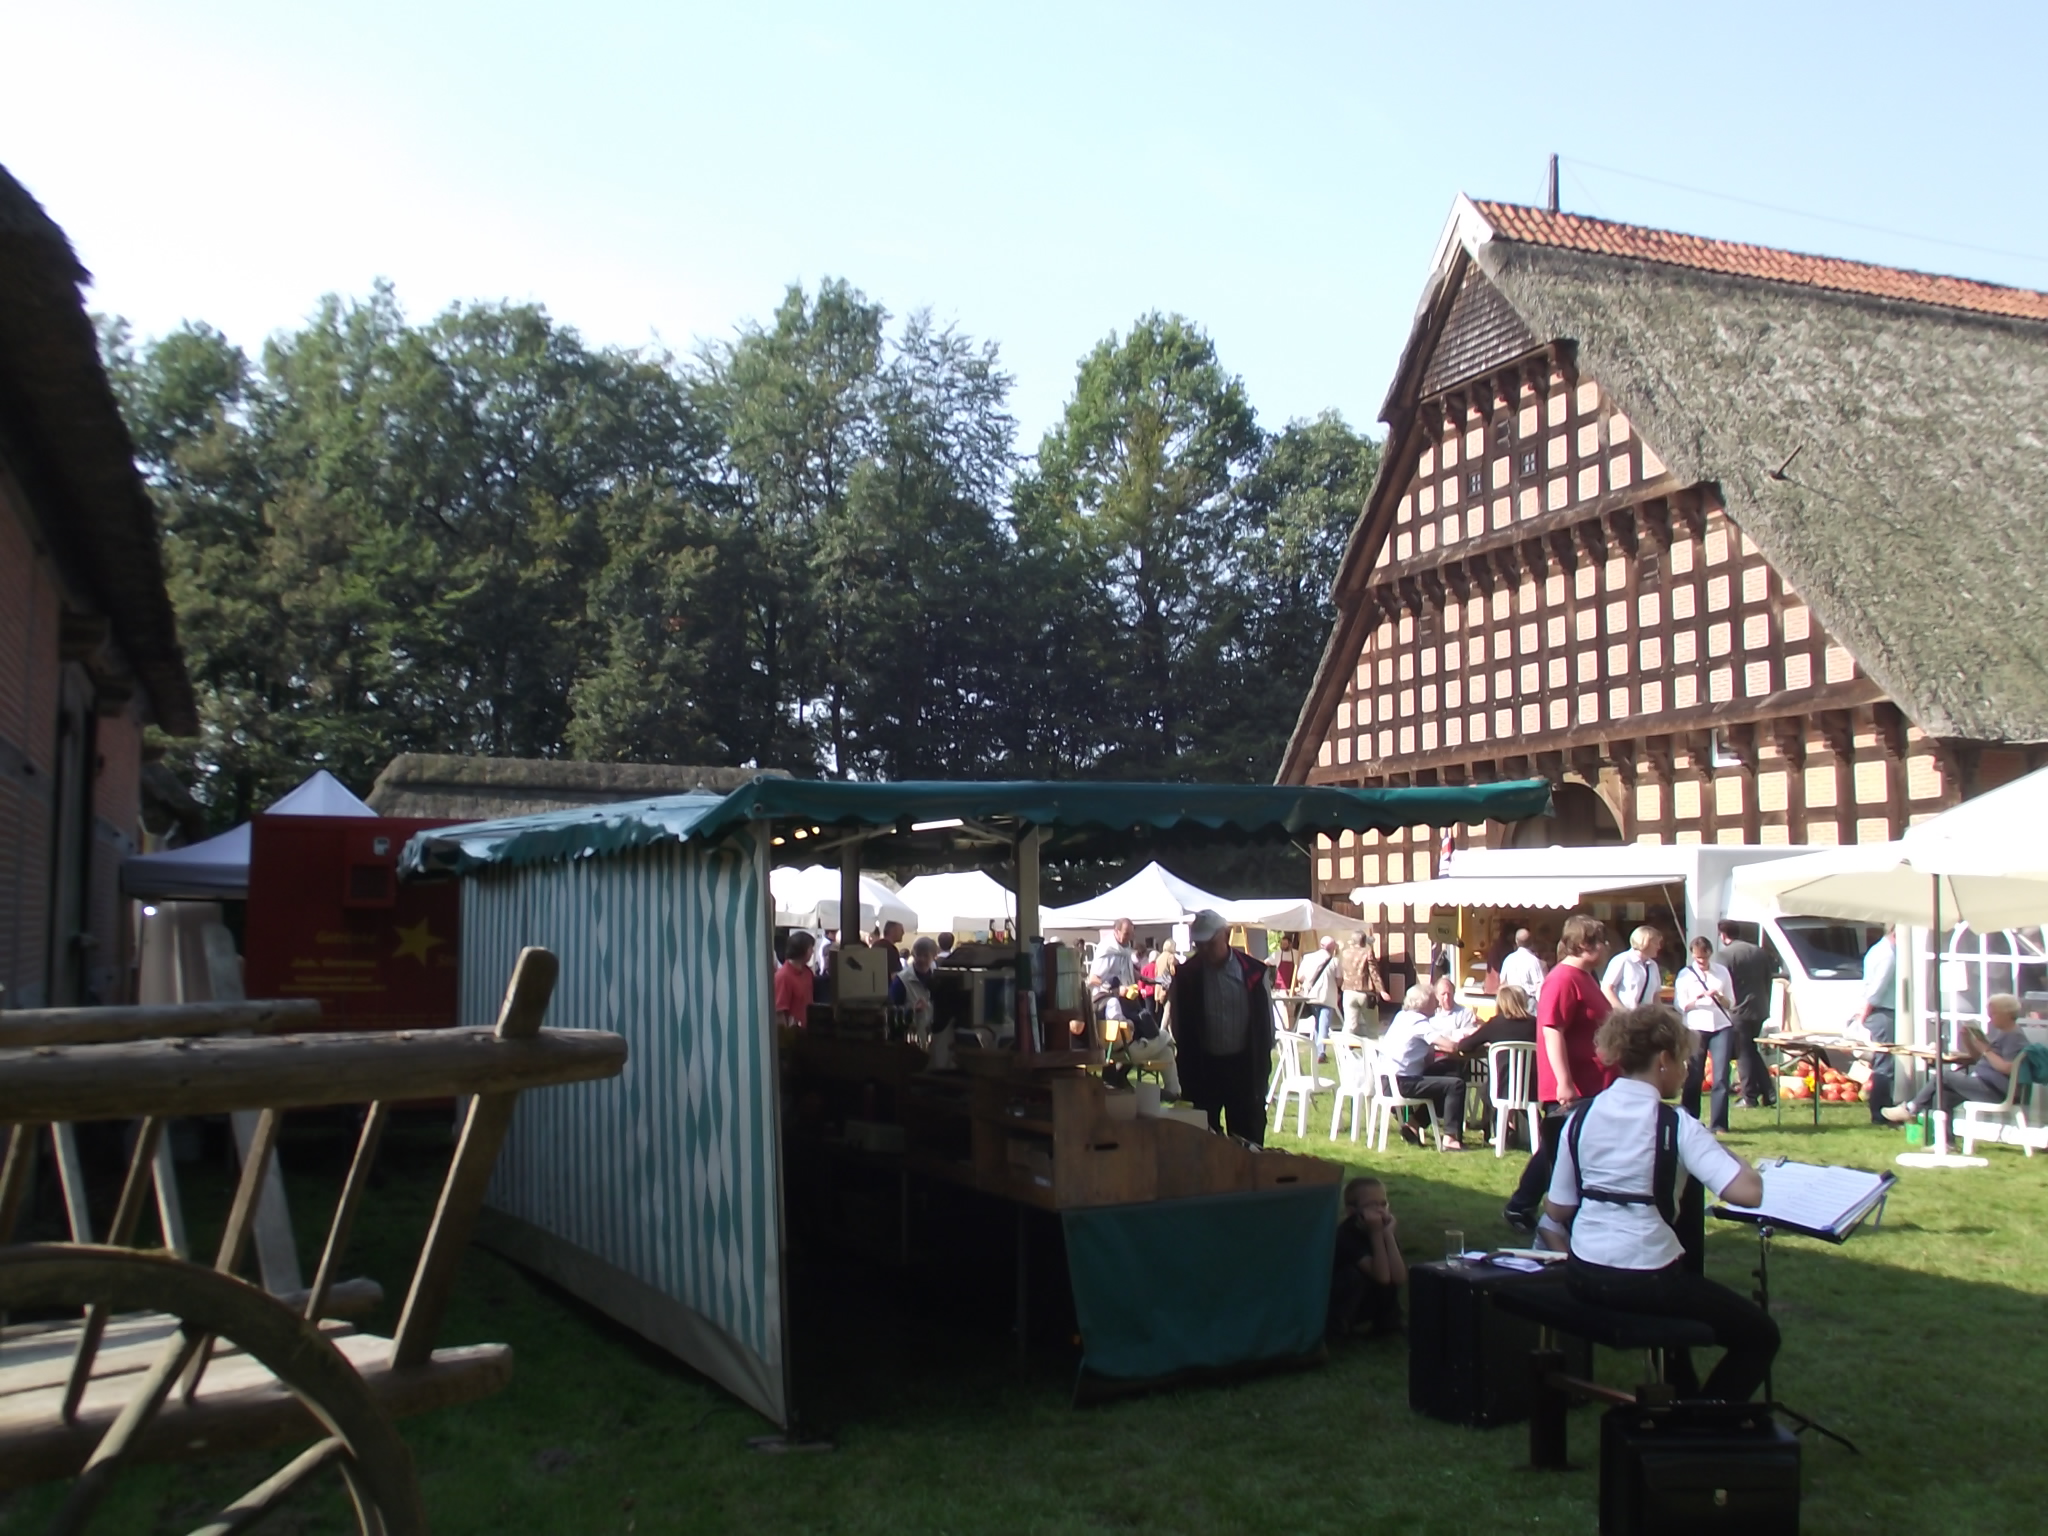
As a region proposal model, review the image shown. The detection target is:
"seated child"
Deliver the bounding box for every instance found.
[1328,1175,1407,1339]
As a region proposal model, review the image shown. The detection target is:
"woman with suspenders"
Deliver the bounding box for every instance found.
[1536,1004,1782,1402]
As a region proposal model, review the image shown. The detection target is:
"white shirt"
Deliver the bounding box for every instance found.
[1674,961,1736,1034]
[1861,935,1897,1012]
[1547,1077,1743,1270]
[1602,950,1663,1008]
[1295,949,1342,1009]
[1435,1003,1479,1043]
[1091,939,1136,991]
[1378,1008,1442,1077]
[1500,947,1547,996]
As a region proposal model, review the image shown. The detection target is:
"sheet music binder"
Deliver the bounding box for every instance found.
[1712,1159,1896,1243]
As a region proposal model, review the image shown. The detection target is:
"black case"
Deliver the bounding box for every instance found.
[1599,1401,1801,1535]
[1407,1261,1590,1427]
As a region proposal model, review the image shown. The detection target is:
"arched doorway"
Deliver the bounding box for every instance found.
[1503,780,1625,849]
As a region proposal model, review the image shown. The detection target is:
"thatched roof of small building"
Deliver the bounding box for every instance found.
[367,754,788,821]
[1283,197,2048,777]
[0,164,196,735]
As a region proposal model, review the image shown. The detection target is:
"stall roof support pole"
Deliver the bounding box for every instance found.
[1016,829,1042,942]
[840,841,862,943]
[837,841,861,1028]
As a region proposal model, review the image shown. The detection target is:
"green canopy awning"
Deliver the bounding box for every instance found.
[401,776,1552,878]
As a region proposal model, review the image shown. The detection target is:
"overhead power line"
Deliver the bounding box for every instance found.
[1562,156,2048,270]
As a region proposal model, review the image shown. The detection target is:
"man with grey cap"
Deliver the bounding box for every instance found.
[1163,909,1275,1144]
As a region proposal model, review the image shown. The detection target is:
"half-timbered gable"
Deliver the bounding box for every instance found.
[1283,197,2048,969]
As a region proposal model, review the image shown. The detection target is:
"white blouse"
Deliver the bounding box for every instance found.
[1674,960,1736,1035]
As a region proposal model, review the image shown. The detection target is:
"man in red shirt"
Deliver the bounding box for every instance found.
[775,932,817,1027]
[1505,913,1612,1233]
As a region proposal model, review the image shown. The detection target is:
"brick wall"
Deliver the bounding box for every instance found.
[0,479,59,1006]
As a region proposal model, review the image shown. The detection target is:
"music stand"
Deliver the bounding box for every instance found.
[1714,1158,1896,1453]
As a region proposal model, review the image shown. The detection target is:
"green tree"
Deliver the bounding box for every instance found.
[692,279,887,773]
[817,310,1019,779]
[108,288,711,817]
[1015,314,1263,777]
[1194,410,1381,780]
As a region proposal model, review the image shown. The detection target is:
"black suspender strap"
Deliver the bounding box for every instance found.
[1566,1100,1690,1231]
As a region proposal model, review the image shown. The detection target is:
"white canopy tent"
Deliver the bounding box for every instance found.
[1040,861,1356,945]
[1729,767,2048,1167]
[1728,766,2048,931]
[1039,862,1230,938]
[771,865,918,934]
[895,870,1015,937]
[1222,894,1371,936]
[120,770,377,901]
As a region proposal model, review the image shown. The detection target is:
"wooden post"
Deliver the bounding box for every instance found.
[1016,828,1042,942]
[839,841,862,942]
[837,840,862,1026]
[0,1124,35,1246]
[392,947,558,1368]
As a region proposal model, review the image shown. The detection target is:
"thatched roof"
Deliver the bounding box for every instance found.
[1282,197,2048,777]
[0,164,195,735]
[366,754,789,821]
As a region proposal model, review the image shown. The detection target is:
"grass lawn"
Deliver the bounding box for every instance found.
[6,1098,2046,1534]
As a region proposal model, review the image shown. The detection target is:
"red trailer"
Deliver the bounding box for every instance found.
[243,815,461,1029]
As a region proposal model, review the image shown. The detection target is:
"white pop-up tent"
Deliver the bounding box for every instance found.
[121,769,377,901]
[1224,895,1369,935]
[1039,862,1229,935]
[896,870,1016,937]
[771,864,918,933]
[1041,860,1358,942]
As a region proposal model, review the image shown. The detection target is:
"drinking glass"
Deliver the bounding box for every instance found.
[1444,1229,1466,1264]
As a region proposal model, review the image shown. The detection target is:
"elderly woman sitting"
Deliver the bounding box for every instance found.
[1377,983,1470,1150]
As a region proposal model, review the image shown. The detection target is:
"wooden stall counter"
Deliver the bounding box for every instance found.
[782,1031,1340,1212]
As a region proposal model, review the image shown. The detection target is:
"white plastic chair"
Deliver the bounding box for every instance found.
[1368,1046,1443,1152]
[1955,1070,2048,1157]
[1487,1041,1542,1158]
[1273,1029,1336,1138]
[1266,999,1299,1106]
[1328,1033,1373,1142]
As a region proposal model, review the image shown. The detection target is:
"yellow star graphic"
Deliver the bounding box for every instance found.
[392,918,446,965]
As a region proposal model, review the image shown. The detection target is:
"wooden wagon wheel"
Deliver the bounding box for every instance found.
[0,1243,427,1536]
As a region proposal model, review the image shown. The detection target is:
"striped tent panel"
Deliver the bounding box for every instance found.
[458,835,782,1400]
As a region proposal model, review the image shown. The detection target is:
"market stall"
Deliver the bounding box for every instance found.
[401,774,1551,1429]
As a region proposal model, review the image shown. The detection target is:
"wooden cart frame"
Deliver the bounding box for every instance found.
[0,947,625,1534]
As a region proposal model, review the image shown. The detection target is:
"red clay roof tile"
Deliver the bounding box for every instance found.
[1471,200,2048,324]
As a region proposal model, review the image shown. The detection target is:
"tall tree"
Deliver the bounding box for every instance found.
[692,279,887,772]
[1015,314,1263,777]
[109,289,711,815]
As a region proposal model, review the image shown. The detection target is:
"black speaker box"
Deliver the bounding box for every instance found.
[1599,1400,1801,1535]
[1407,1260,1590,1428]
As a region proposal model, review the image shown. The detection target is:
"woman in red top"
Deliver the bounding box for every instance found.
[1505,913,1613,1233]
[1537,914,1615,1104]
[775,932,817,1027]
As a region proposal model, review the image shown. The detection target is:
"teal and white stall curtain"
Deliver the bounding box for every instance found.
[458,834,786,1424]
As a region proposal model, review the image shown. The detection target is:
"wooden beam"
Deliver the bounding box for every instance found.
[0,1001,322,1050]
[0,1026,624,1126]
[392,948,559,1369]
[305,1102,392,1323]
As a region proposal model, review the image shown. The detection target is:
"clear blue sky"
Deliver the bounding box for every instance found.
[7,1,2045,450]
